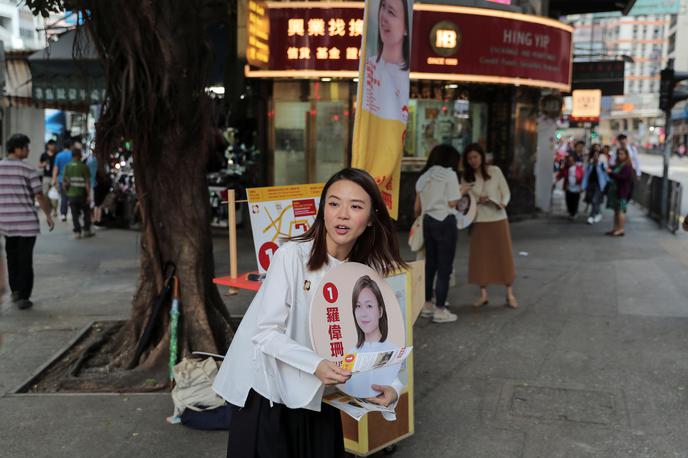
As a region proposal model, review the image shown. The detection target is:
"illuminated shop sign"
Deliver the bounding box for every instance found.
[571,89,601,120]
[247,0,270,68]
[264,4,364,73]
[248,2,572,91]
[429,21,460,59]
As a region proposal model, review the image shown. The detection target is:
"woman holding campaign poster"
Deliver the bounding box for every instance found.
[213,168,407,458]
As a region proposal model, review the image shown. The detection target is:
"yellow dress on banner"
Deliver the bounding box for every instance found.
[351,0,412,220]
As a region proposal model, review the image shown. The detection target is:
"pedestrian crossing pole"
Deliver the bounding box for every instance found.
[659,60,688,227]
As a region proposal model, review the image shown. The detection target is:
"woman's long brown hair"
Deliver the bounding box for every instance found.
[289,168,408,275]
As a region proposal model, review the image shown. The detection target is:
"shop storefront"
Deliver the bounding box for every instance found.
[245,1,572,225]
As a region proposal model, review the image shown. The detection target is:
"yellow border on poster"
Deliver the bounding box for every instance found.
[247,183,324,203]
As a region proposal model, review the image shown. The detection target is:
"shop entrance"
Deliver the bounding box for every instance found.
[271,81,351,185]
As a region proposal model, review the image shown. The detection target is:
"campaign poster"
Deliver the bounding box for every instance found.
[310,263,407,399]
[351,0,413,219]
[247,183,324,273]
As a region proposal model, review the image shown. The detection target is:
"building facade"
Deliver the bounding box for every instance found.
[566,0,688,148]
[239,0,574,223]
[0,0,45,50]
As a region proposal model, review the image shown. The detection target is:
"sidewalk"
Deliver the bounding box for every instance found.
[2,205,688,457]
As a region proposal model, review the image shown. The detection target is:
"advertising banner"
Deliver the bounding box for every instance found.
[351,0,414,219]
[247,183,324,273]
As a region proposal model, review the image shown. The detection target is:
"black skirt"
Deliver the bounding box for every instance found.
[227,389,346,458]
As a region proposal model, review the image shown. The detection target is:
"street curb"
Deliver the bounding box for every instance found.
[9,321,94,395]
[5,392,170,398]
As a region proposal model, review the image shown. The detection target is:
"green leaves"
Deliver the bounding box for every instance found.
[24,0,65,18]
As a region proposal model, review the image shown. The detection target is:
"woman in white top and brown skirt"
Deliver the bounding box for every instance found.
[461,143,518,309]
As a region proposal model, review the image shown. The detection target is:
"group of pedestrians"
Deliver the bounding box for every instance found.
[0,133,96,310]
[556,134,640,237]
[414,143,517,324]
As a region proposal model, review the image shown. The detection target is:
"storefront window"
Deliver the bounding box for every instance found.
[274,101,308,186]
[271,81,350,185]
[403,86,487,170]
[314,101,348,182]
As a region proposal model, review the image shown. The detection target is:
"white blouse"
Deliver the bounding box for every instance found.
[213,240,341,412]
[466,165,511,223]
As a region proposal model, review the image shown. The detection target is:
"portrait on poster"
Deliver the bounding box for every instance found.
[361,0,412,123]
[309,263,407,399]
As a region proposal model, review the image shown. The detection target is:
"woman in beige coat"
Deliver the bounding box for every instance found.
[461,143,518,309]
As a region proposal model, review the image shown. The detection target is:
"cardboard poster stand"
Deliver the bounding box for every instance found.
[213,187,425,456]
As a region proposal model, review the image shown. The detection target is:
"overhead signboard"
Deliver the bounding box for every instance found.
[572,60,624,96]
[571,89,602,120]
[247,3,573,91]
[411,5,572,91]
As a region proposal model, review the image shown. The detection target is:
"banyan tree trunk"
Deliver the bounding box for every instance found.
[60,0,235,390]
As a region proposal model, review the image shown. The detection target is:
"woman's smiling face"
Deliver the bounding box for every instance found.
[379,0,405,49]
[354,287,382,337]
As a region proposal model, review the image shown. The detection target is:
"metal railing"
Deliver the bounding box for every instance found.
[633,172,683,233]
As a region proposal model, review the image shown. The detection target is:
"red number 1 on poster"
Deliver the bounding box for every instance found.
[323,282,338,303]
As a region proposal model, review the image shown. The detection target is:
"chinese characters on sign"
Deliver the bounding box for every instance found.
[256,4,571,90]
[285,17,363,62]
[323,282,344,358]
[265,7,365,71]
[247,0,269,68]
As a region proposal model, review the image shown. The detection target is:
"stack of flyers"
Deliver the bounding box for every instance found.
[340,346,412,373]
[323,392,396,422]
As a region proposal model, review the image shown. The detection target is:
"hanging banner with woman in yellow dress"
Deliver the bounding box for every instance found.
[351,0,413,219]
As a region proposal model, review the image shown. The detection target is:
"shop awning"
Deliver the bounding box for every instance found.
[3,50,91,112]
[549,0,637,16]
[27,29,106,106]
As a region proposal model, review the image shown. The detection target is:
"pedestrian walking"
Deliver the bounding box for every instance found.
[84,149,98,221]
[582,147,609,225]
[462,143,518,309]
[557,153,584,220]
[38,139,58,215]
[213,168,406,458]
[63,146,93,239]
[52,139,75,221]
[0,134,55,309]
[605,147,635,237]
[414,144,461,323]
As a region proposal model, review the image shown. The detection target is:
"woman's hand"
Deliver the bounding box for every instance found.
[315,360,351,386]
[478,195,489,205]
[365,384,399,407]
